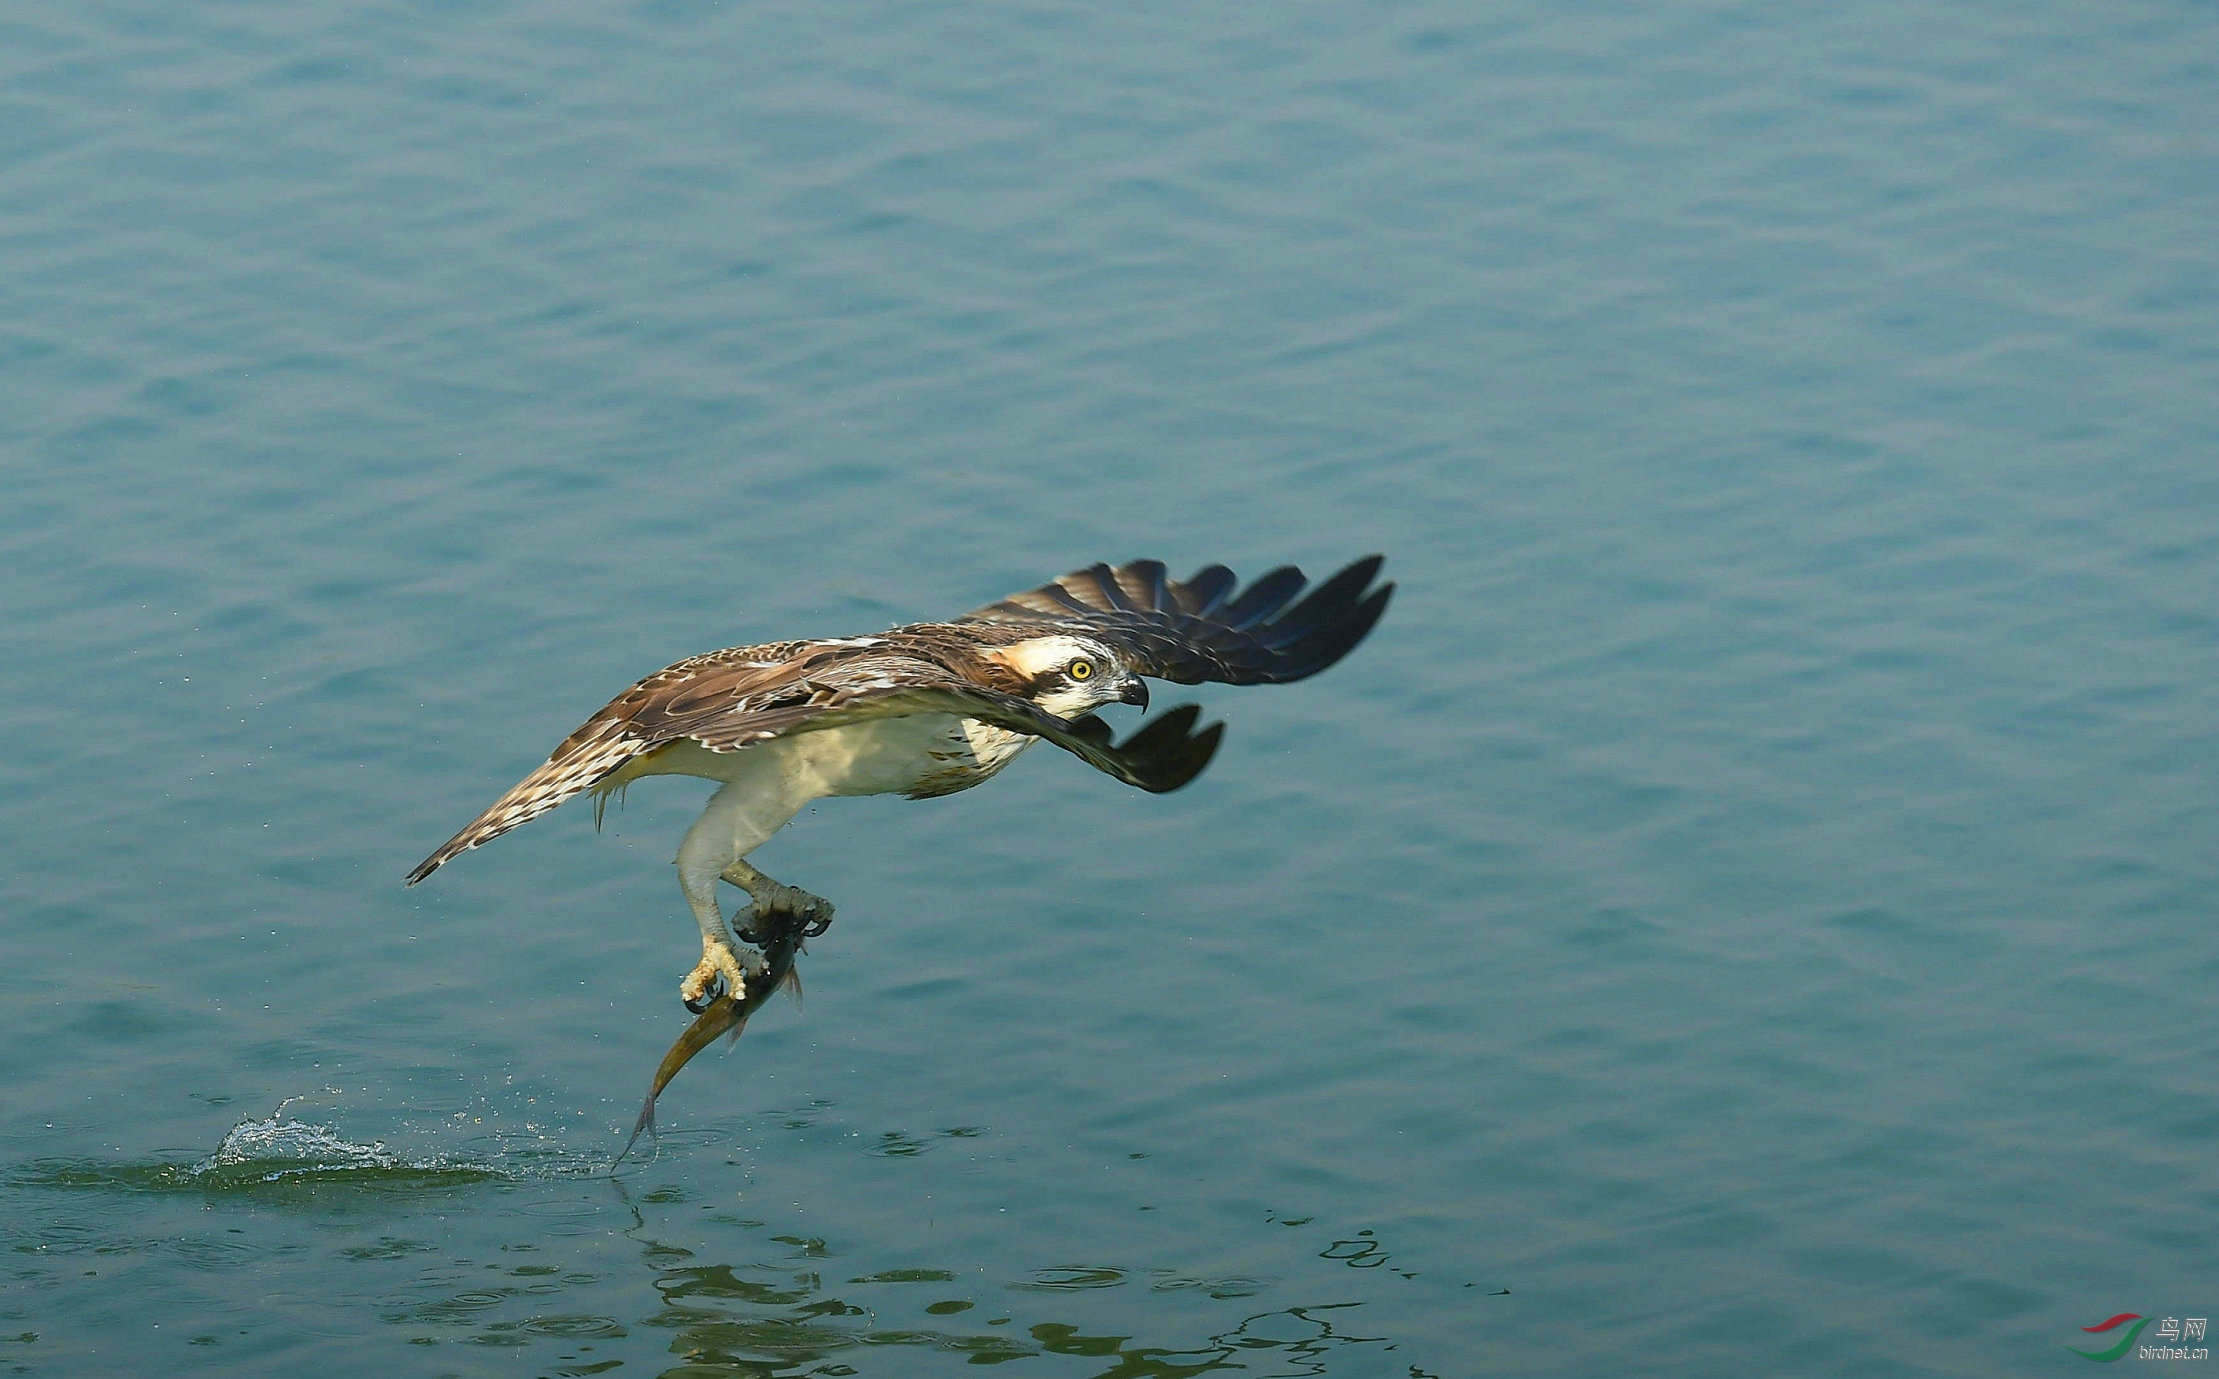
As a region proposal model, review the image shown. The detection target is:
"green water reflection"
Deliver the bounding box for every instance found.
[581,1260,1389,1377]
[578,1181,1411,1377]
[6,1136,1439,1377]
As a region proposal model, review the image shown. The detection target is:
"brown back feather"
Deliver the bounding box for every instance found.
[404,628,1021,885]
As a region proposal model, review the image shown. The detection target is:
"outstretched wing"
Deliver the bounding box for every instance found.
[405,642,1224,885]
[959,555,1392,685]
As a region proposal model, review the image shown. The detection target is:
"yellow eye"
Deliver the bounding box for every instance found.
[1067,659,1094,681]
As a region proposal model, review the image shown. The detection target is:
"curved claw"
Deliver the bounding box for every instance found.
[744,891,834,940]
[682,976,726,1014]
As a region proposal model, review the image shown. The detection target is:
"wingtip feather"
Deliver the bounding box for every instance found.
[1221,565,1308,629]
[1252,574,1392,683]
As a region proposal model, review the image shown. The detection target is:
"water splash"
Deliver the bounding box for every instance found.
[13,1100,510,1195]
[198,1113,447,1182]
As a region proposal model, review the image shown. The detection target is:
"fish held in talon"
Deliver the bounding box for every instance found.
[618,909,810,1165]
[405,555,1394,1012]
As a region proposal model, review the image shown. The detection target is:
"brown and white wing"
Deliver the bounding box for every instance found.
[405,637,1235,885]
[404,710,646,886]
[405,642,993,885]
[958,555,1392,686]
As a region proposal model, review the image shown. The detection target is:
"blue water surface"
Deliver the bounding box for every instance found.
[3,0,2215,1374]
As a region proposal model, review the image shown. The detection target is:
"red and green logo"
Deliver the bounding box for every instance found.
[2069,1314,2148,1362]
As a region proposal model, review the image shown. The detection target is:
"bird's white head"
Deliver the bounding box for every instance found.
[993,634,1150,719]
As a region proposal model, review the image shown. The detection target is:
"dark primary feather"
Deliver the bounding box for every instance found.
[959,555,1393,686]
[1064,704,1223,794]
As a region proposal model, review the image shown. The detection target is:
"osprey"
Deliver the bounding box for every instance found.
[407,556,1392,1010]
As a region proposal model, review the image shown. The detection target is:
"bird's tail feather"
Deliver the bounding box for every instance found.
[404,731,641,885]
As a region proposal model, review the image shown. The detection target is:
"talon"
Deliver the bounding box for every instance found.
[716,863,834,942]
[678,961,731,1011]
[735,908,782,948]
[771,890,835,938]
[679,940,759,1011]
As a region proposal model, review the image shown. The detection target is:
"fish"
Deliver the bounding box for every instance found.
[614,909,809,1165]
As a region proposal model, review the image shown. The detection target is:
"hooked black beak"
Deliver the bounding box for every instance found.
[1119,676,1150,710]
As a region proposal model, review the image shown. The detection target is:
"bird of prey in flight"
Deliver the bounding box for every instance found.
[407,556,1393,1009]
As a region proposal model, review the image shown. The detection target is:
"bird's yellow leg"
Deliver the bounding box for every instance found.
[672,773,822,1009]
[670,855,752,1006]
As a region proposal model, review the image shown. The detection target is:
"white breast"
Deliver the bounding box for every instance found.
[803,714,1015,798]
[892,716,1036,799]
[612,714,1035,802]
